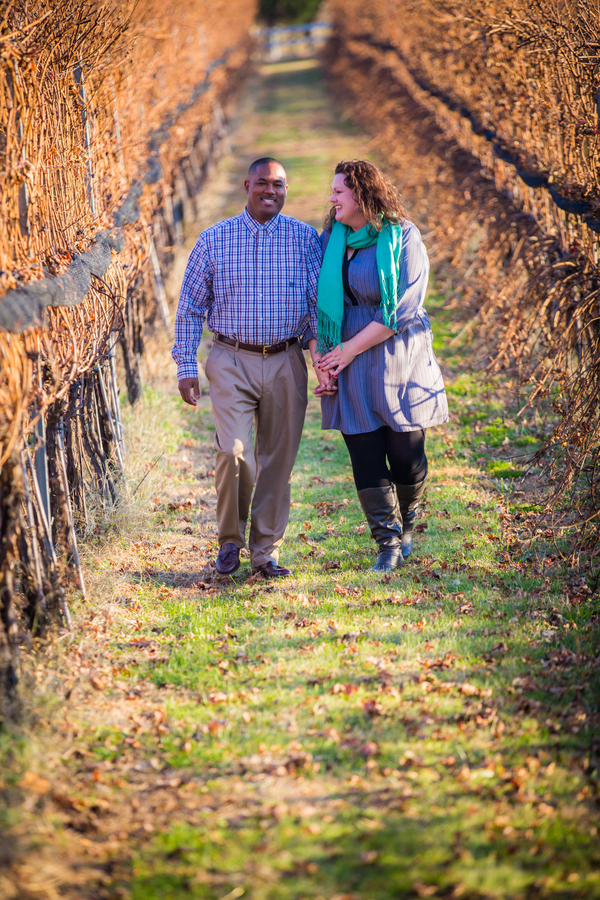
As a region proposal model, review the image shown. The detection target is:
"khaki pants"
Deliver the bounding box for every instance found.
[204,339,308,568]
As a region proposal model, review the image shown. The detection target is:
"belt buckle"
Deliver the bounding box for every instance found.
[263,344,270,356]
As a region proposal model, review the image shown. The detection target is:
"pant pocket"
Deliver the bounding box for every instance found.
[205,342,231,382]
[288,345,308,401]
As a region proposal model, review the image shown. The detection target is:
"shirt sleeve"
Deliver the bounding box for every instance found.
[172,233,213,381]
[305,227,322,337]
[372,223,429,334]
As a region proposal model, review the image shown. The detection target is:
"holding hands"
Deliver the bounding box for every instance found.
[308,337,338,396]
[313,363,338,397]
[312,343,357,397]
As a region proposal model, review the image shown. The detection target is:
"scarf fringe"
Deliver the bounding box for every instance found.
[316,309,341,354]
[381,273,397,331]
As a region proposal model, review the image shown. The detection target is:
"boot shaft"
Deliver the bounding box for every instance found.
[357,484,402,550]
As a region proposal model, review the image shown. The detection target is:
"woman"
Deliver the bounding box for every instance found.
[308,160,448,573]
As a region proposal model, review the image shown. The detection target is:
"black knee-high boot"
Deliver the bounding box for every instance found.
[394,477,427,559]
[357,484,404,572]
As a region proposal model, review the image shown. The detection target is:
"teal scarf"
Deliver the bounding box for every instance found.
[317,219,403,354]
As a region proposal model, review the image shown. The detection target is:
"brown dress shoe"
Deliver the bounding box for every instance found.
[215,543,240,575]
[251,560,291,579]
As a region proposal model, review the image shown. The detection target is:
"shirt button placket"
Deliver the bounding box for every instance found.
[258,229,264,343]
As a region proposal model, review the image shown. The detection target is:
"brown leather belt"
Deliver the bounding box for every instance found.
[213,333,298,356]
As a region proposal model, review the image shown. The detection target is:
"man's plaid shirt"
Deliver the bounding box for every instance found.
[172,208,322,380]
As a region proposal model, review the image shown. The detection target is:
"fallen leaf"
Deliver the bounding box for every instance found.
[362,698,384,717]
[246,572,265,584]
[18,772,51,794]
[460,682,481,696]
[209,691,229,704]
[360,740,379,757]
[331,682,359,695]
[206,719,227,735]
[413,882,437,897]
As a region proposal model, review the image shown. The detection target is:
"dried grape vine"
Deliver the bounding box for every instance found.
[0,0,256,702]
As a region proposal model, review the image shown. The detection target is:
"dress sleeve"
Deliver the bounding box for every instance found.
[372,223,429,334]
[172,233,213,381]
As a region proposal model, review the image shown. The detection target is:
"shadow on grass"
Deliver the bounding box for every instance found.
[122,788,596,900]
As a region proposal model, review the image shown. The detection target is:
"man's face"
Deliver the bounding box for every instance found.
[245,162,288,223]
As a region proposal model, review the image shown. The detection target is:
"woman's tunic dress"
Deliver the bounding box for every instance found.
[320,221,449,434]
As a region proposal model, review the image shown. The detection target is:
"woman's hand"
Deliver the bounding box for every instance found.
[317,342,357,377]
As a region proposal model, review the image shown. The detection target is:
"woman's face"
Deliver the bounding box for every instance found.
[329,173,368,230]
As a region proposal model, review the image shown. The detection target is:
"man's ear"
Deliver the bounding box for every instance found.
[244,180,250,194]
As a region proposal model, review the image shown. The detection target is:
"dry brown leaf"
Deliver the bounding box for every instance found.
[360,740,379,757]
[18,771,51,794]
[362,698,384,717]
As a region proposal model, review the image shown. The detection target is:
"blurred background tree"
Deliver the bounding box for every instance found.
[258,0,323,24]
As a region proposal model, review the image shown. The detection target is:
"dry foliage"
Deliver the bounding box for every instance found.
[326,0,600,512]
[0,0,256,702]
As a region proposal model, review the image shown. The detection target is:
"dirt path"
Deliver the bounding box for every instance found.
[3,61,599,900]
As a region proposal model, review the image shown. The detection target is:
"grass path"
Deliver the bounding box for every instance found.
[3,61,599,900]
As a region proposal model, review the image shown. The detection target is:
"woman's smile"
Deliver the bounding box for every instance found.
[329,172,368,231]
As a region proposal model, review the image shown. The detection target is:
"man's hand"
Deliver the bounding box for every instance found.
[313,381,338,397]
[179,378,200,406]
[308,338,338,396]
[313,365,338,396]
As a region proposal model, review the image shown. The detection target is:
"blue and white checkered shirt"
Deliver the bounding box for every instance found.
[172,208,322,380]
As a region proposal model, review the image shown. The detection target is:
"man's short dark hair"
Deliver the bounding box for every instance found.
[248,157,286,176]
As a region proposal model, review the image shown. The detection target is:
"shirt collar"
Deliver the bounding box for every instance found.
[242,206,281,235]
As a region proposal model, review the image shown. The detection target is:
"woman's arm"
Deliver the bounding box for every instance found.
[317,321,394,378]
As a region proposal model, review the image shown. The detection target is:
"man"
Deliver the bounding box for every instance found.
[172,157,323,578]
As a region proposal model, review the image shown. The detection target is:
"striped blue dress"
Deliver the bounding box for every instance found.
[320,222,449,434]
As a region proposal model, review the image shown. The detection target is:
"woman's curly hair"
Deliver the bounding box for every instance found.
[324,159,409,232]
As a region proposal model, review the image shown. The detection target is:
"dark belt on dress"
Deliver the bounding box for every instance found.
[213,333,298,356]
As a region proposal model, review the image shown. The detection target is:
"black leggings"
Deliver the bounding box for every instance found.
[343,426,428,491]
